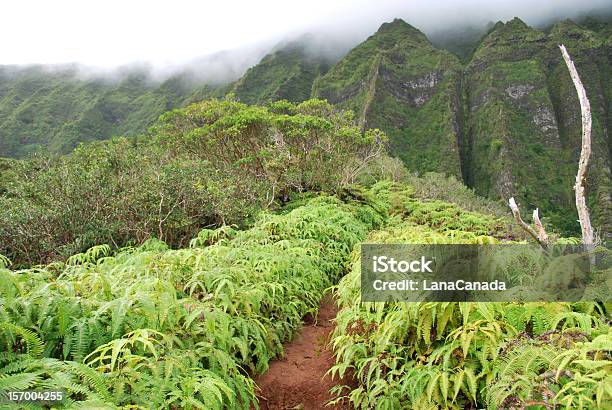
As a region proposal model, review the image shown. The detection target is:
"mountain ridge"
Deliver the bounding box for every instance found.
[1,16,610,238]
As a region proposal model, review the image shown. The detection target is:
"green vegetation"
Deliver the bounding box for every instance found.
[231,42,330,104]
[545,20,612,238]
[0,15,611,410]
[329,182,611,409]
[465,17,612,238]
[0,192,384,408]
[1,171,610,408]
[1,17,610,238]
[0,66,223,158]
[310,16,611,238]
[0,99,384,266]
[313,19,464,178]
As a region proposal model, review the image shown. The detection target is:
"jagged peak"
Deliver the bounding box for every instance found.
[548,18,600,47]
[469,17,545,63]
[487,17,536,37]
[506,17,529,29]
[373,18,429,44]
[490,21,505,32]
[480,17,542,44]
[378,18,412,31]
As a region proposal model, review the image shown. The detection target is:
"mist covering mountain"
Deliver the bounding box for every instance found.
[0,13,611,238]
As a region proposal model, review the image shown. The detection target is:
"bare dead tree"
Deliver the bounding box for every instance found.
[559,44,594,245]
[508,197,549,247]
[507,46,595,247]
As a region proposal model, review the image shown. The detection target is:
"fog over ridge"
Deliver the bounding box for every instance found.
[2,0,611,84]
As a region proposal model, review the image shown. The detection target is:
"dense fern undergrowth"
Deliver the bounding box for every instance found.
[329,183,611,409]
[1,180,610,409]
[0,192,384,408]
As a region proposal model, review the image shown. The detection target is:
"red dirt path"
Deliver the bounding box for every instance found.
[253,294,353,410]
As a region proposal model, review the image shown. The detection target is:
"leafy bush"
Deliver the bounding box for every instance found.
[155,98,385,194]
[0,99,385,266]
[0,138,223,265]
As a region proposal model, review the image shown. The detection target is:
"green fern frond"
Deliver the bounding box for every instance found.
[0,323,44,358]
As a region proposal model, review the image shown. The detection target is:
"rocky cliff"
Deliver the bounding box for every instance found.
[313,19,464,178]
[310,17,611,237]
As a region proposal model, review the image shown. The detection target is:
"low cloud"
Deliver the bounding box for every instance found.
[1,0,610,84]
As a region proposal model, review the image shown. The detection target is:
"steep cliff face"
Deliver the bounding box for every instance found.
[463,19,574,227]
[308,17,611,236]
[313,19,464,178]
[231,42,330,105]
[308,17,611,237]
[463,18,611,236]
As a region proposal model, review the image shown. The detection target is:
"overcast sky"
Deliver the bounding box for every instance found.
[1,0,610,67]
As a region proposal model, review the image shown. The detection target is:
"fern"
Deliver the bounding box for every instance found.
[328,183,612,409]
[0,372,42,391]
[1,181,609,409]
[0,254,12,269]
[0,323,44,358]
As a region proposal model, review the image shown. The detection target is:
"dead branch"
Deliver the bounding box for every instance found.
[509,197,549,247]
[532,208,549,244]
[559,44,594,245]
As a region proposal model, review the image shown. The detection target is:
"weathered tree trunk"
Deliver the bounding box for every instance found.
[508,197,549,247]
[507,46,595,250]
[559,44,595,245]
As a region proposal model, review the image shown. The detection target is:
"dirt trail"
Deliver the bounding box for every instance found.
[253,294,352,410]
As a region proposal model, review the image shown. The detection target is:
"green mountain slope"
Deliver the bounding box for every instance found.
[231,41,331,104]
[463,19,574,227]
[546,20,612,237]
[0,66,224,157]
[0,39,330,158]
[310,17,611,238]
[312,19,464,178]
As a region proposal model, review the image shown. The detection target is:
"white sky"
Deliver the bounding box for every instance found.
[1,0,610,66]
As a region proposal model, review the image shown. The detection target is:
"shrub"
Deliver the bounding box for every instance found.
[0,99,385,266]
